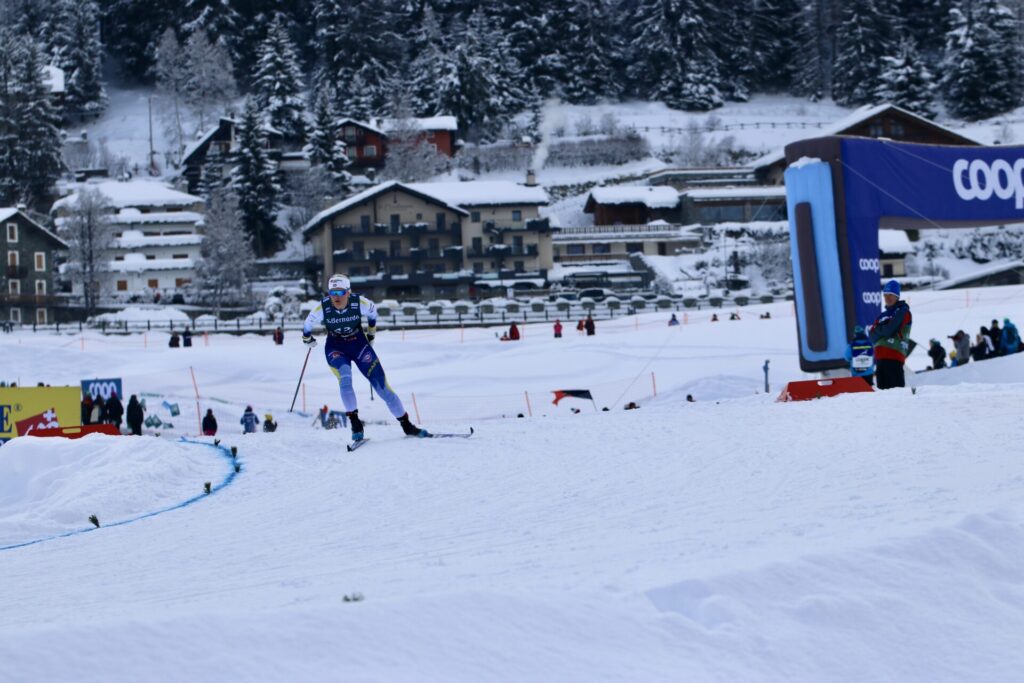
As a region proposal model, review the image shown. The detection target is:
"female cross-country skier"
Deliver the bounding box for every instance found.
[302,274,426,441]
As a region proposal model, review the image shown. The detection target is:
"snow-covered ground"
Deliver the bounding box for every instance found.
[2,285,1024,681]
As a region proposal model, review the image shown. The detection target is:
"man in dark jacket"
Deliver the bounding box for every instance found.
[989,320,1002,355]
[868,280,912,389]
[81,395,94,425]
[928,339,947,370]
[202,408,217,436]
[126,395,145,435]
[105,391,124,430]
[182,328,193,347]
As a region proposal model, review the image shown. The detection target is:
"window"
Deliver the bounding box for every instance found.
[352,240,365,258]
[35,308,46,325]
[7,251,18,267]
[416,213,423,220]
[173,253,188,259]
[473,262,483,274]
[868,122,884,137]
[390,264,404,275]
[145,254,156,260]
[751,203,786,221]
[891,122,905,137]
[6,223,17,242]
[593,243,611,254]
[697,205,744,223]
[344,126,357,142]
[9,280,20,294]
[147,279,159,288]
[364,145,377,158]
[512,210,522,222]
[35,280,46,295]
[346,147,357,160]
[626,242,644,254]
[390,214,400,230]
[175,278,191,287]
[566,244,585,255]
[389,239,401,257]
[117,280,128,291]
[34,252,45,271]
[472,237,482,254]
[514,261,524,272]
[513,235,524,252]
[883,263,894,277]
[10,307,21,323]
[436,213,446,231]
[471,211,481,223]
[114,255,125,261]
[360,215,370,231]
[434,263,445,273]
[429,238,440,256]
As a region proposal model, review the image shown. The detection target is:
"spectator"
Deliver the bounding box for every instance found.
[989,319,1002,355]
[240,405,259,433]
[729,311,740,320]
[273,327,284,345]
[711,313,719,322]
[868,280,912,389]
[927,339,947,370]
[668,313,680,326]
[760,311,772,319]
[263,413,278,432]
[576,319,585,335]
[553,319,563,338]
[153,291,161,304]
[202,408,217,436]
[584,314,595,336]
[182,328,193,347]
[1001,318,1020,354]
[844,325,875,386]
[126,395,145,436]
[508,322,520,341]
[624,401,640,410]
[169,332,181,348]
[949,330,971,365]
[970,333,992,362]
[106,391,124,431]
[91,396,106,424]
[81,395,94,425]
[686,394,696,403]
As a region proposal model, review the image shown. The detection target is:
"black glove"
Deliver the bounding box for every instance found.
[366,326,376,346]
[302,334,317,348]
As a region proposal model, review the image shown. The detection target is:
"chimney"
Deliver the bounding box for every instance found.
[525,169,537,187]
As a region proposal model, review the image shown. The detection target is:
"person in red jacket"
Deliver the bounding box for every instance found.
[553,319,563,338]
[508,322,520,340]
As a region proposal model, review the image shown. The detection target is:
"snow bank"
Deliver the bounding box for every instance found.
[92,306,192,323]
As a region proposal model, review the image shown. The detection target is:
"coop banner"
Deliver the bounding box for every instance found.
[0,386,81,441]
[81,378,124,401]
[784,136,1024,372]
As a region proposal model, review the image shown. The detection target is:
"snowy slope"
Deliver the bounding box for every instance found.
[1,286,1024,681]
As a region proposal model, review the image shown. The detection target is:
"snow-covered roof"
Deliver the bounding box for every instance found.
[111,208,203,225]
[181,123,224,166]
[52,181,204,213]
[683,186,787,201]
[934,260,1024,289]
[407,181,548,206]
[382,115,459,132]
[586,186,679,209]
[337,118,386,136]
[0,206,69,247]
[302,181,469,235]
[752,103,981,169]
[878,229,913,255]
[41,65,64,94]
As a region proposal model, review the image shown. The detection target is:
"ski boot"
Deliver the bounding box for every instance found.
[398,412,427,437]
[346,410,365,442]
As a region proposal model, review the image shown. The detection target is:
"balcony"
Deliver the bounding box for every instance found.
[0,293,60,306]
[5,264,28,279]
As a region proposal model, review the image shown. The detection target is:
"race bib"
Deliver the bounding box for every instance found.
[852,355,872,370]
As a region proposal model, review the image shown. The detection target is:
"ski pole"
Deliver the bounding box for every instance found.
[289,348,312,412]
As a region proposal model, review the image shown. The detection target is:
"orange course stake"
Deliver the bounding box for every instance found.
[524,391,533,417]
[411,392,422,423]
[651,372,657,397]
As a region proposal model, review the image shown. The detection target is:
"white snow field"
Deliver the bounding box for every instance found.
[2,286,1024,682]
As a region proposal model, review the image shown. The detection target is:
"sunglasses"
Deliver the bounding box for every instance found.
[328,288,349,297]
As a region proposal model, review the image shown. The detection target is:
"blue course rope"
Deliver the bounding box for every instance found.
[0,438,240,552]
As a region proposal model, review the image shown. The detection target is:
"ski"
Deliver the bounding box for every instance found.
[346,438,370,452]
[418,427,474,439]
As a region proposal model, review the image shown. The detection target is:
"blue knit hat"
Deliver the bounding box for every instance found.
[882,279,901,297]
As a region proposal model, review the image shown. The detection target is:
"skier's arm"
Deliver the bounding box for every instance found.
[869,306,907,341]
[303,305,324,345]
[360,296,378,342]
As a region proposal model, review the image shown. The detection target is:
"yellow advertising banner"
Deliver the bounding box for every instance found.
[0,387,81,441]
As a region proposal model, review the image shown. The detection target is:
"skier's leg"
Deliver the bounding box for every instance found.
[327,352,358,412]
[352,343,408,419]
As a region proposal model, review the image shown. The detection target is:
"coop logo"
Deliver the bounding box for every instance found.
[85,381,120,400]
[862,291,883,305]
[952,158,1024,209]
[858,258,879,273]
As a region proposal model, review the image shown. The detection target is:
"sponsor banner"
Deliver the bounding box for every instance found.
[81,378,124,401]
[0,387,81,440]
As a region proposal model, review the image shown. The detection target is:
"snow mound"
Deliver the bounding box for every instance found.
[92,306,192,323]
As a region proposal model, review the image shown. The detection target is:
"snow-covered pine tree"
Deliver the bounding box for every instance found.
[792,0,833,100]
[895,0,954,57]
[183,0,241,60]
[408,5,460,116]
[50,0,107,117]
[102,0,178,81]
[184,29,237,131]
[6,0,51,45]
[232,99,282,257]
[154,28,189,165]
[875,38,938,118]
[306,86,352,194]
[628,0,722,111]
[195,187,253,315]
[714,0,754,101]
[749,0,801,92]
[832,0,898,106]
[252,16,307,143]
[499,0,567,98]
[562,0,621,104]
[941,0,1021,120]
[13,39,63,207]
[0,29,23,205]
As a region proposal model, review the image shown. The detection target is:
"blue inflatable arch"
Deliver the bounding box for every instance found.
[784,136,1024,372]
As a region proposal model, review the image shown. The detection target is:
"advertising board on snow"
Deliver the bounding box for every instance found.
[81,378,124,401]
[0,386,81,442]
